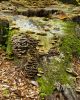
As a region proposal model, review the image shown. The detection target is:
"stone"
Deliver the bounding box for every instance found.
[55,83,78,100]
[59,0,78,5]
[72,16,80,24]
[66,68,78,77]
[30,80,39,87]
[76,87,80,93]
[0,19,9,45]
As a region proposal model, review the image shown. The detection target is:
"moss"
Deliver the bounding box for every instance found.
[37,21,77,98]
[6,29,18,56]
[37,76,53,97]
[2,89,10,97]
[59,21,79,63]
[37,55,74,99]
[60,33,80,58]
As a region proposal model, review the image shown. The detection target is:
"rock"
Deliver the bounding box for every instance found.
[45,83,78,100]
[72,16,80,24]
[30,80,39,87]
[0,0,9,2]
[66,68,78,77]
[17,8,58,17]
[76,87,80,93]
[59,0,78,5]
[38,70,44,74]
[75,25,80,38]
[37,73,42,77]
[0,19,9,45]
[55,83,78,100]
[37,33,47,36]
[45,92,65,100]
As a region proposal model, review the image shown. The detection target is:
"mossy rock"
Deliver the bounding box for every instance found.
[37,20,77,98]
[6,29,18,56]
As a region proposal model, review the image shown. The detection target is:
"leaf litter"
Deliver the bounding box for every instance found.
[0,49,39,100]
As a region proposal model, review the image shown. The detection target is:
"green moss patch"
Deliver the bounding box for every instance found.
[37,21,78,99]
[6,29,18,56]
[37,55,74,98]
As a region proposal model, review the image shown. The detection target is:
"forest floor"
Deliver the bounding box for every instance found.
[0,49,39,100]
